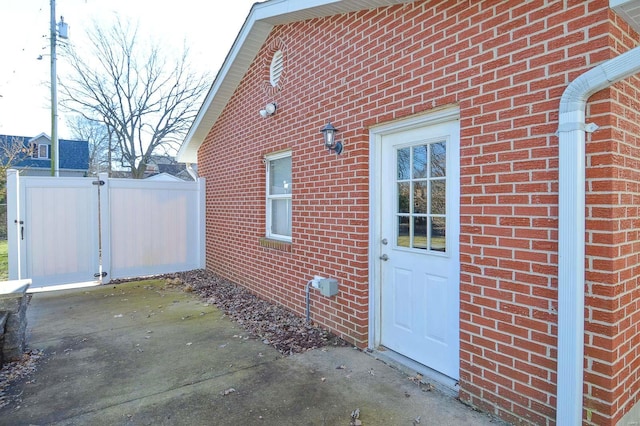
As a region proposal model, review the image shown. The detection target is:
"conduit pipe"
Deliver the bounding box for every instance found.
[305,280,313,323]
[557,44,640,425]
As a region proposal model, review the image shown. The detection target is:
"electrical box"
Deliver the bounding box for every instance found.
[58,21,69,39]
[318,278,338,297]
[311,275,324,289]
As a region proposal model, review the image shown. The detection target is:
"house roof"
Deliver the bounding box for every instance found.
[0,133,89,171]
[176,0,414,164]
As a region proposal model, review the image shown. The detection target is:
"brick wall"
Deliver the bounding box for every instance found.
[197,1,638,424]
[582,10,640,426]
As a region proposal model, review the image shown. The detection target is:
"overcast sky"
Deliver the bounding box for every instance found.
[0,0,259,139]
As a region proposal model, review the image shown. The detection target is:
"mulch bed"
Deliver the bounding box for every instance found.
[160,269,351,356]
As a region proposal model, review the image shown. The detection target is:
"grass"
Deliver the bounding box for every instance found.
[0,240,7,281]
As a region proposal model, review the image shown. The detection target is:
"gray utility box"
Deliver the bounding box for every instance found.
[318,278,339,297]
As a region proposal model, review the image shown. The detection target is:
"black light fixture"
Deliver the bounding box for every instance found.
[320,121,343,155]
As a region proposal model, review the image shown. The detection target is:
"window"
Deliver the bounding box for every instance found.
[38,144,48,159]
[266,151,292,241]
[30,143,48,159]
[396,141,446,252]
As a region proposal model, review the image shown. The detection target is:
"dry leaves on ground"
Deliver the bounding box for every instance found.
[0,349,44,409]
[163,269,350,356]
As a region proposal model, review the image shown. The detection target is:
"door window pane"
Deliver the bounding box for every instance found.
[397,216,410,247]
[413,145,428,178]
[431,142,446,177]
[430,180,446,215]
[413,216,427,249]
[398,182,410,214]
[431,217,446,252]
[414,182,427,214]
[397,147,410,180]
[394,140,447,252]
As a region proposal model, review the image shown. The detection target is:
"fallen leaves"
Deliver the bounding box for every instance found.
[0,349,44,409]
[408,373,434,392]
[221,387,236,396]
[350,408,362,426]
[159,270,350,356]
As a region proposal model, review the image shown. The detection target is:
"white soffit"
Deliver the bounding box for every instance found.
[177,0,414,163]
[611,0,640,34]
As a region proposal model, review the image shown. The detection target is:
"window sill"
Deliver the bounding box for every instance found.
[259,237,292,252]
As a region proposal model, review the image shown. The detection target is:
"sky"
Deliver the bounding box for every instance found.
[0,0,259,140]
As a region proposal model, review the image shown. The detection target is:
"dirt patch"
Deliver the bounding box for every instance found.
[161,269,350,356]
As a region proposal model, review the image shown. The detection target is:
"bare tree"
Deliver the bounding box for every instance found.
[59,18,210,178]
[0,135,32,199]
[66,115,121,176]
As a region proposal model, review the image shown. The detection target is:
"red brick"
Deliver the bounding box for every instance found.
[197,2,640,425]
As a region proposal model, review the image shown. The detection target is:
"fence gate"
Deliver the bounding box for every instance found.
[6,170,205,290]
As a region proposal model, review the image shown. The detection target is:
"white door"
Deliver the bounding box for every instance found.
[378,119,460,380]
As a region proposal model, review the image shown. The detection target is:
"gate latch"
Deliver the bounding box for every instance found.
[94,272,108,278]
[14,220,24,240]
[92,180,105,186]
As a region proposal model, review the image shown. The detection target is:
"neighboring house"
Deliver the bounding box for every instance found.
[145,172,183,182]
[146,160,194,181]
[113,156,194,180]
[0,133,89,177]
[177,1,640,424]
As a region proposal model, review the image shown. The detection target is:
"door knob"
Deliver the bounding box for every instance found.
[381,238,388,245]
[379,254,389,261]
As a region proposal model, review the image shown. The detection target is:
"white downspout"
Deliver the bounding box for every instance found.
[557,44,640,425]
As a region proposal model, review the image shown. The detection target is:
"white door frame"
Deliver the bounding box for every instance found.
[368,107,461,377]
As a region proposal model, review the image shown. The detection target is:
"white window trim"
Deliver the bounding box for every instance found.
[37,144,48,159]
[265,150,292,242]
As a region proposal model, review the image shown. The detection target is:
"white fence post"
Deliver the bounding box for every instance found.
[6,169,21,280]
[98,173,111,284]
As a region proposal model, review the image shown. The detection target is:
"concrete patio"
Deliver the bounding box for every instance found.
[0,280,504,425]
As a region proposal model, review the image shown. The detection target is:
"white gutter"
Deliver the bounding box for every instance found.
[557,44,640,425]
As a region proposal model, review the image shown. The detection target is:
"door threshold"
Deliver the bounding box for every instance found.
[368,346,459,397]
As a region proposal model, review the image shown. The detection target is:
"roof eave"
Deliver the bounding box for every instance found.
[177,0,414,163]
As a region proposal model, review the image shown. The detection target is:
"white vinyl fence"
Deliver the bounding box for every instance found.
[6,170,205,290]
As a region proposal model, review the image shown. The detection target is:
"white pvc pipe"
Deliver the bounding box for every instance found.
[557,45,640,425]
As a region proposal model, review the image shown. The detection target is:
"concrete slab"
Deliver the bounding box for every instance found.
[0,280,505,425]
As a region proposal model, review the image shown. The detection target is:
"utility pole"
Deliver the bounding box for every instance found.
[50,0,57,176]
[50,1,68,177]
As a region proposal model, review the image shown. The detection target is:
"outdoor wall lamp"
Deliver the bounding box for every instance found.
[320,122,343,155]
[259,102,277,118]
